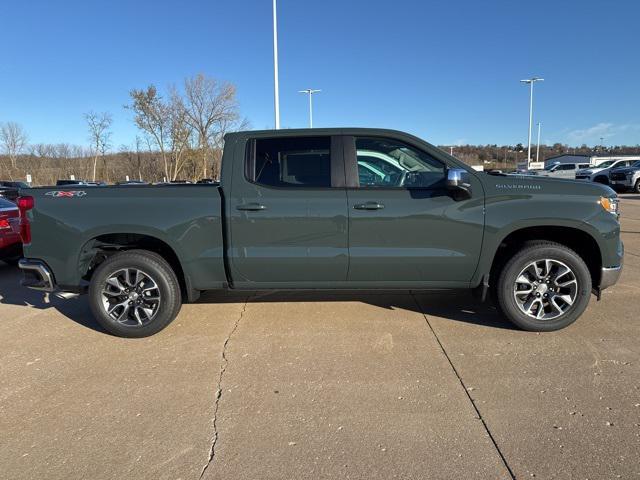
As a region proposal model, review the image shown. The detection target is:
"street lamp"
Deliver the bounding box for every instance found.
[536,122,542,163]
[272,0,280,129]
[298,89,321,128]
[520,77,544,168]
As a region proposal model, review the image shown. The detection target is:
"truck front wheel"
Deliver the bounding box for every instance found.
[88,250,182,338]
[496,241,592,331]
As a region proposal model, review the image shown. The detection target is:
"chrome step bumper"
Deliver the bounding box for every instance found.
[18,259,56,292]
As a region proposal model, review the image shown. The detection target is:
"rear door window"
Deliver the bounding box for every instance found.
[249,137,332,188]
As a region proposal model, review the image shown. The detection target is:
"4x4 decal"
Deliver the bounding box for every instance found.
[45,191,87,198]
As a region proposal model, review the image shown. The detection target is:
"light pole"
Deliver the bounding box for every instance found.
[536,122,542,163]
[272,0,280,129]
[450,146,454,156]
[520,77,544,168]
[298,89,321,128]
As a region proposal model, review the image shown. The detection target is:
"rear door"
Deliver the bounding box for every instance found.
[343,135,485,286]
[227,135,349,287]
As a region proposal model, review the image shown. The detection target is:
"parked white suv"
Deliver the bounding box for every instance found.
[541,162,592,179]
[575,159,636,184]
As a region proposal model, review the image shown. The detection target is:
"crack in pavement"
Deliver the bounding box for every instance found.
[199,297,249,479]
[411,293,516,480]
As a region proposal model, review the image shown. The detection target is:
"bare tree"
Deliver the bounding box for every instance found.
[128,86,171,180]
[167,93,194,180]
[0,122,28,168]
[177,74,242,179]
[84,111,113,181]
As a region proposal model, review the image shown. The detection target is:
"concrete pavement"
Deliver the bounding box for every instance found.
[1,197,639,479]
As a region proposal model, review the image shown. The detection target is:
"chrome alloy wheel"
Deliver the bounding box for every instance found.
[101,268,161,326]
[513,259,578,320]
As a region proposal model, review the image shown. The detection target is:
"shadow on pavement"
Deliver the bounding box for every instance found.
[200,288,516,330]
[0,261,105,333]
[0,261,516,333]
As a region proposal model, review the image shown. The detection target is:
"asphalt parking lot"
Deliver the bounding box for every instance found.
[1,196,639,480]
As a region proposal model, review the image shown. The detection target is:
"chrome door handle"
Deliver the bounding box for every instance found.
[353,202,384,210]
[236,203,267,211]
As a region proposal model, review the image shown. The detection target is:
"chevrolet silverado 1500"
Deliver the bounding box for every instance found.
[17,128,623,337]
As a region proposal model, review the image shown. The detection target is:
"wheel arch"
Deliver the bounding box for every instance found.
[593,175,609,185]
[487,225,602,289]
[78,232,196,302]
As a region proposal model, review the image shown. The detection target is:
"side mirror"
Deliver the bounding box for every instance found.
[446,168,472,199]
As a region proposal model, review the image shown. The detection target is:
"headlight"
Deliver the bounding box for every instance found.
[599,196,619,216]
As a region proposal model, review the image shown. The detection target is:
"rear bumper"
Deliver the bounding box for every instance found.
[18,258,56,292]
[0,232,21,250]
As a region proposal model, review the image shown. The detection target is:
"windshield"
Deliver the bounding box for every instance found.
[598,161,614,168]
[544,164,558,171]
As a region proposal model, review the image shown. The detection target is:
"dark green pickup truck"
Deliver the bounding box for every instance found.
[17,128,623,337]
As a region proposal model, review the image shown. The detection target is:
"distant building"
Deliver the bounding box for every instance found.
[545,154,640,167]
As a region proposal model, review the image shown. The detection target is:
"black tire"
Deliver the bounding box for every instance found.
[593,176,609,185]
[496,241,591,332]
[634,179,640,194]
[88,250,182,338]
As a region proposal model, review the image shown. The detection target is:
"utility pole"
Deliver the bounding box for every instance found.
[298,89,321,128]
[272,0,280,129]
[536,122,542,163]
[520,77,544,169]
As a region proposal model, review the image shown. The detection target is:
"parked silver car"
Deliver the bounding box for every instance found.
[575,159,636,184]
[540,162,592,179]
[609,160,640,193]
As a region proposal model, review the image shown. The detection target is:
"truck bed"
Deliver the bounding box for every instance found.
[21,184,227,294]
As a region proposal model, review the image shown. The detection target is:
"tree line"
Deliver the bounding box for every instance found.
[0,73,247,185]
[2,75,640,185]
[442,142,640,170]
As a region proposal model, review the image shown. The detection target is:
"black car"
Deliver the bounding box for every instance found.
[56,180,88,186]
[115,180,148,186]
[0,181,28,202]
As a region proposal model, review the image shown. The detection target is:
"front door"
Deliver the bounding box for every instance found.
[344,135,484,287]
[228,135,349,287]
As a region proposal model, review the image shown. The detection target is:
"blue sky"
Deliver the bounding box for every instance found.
[0,0,638,148]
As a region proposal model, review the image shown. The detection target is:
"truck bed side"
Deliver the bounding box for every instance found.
[21,185,226,294]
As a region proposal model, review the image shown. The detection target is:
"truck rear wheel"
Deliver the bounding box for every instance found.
[496,241,591,331]
[88,250,182,338]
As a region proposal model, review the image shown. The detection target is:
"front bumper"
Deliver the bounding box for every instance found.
[18,259,56,292]
[610,177,634,187]
[599,240,623,291]
[600,264,622,291]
